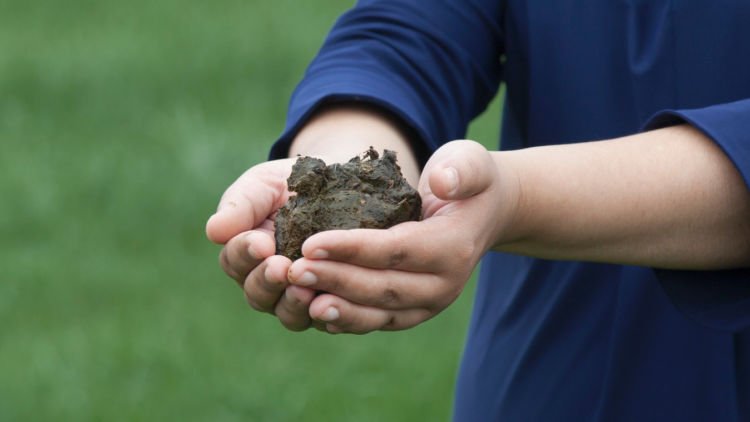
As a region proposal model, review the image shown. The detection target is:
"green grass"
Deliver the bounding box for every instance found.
[0,1,502,420]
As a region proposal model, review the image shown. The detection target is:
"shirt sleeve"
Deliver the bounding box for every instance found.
[269,0,505,165]
[644,98,750,332]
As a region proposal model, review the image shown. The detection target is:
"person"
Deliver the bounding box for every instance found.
[206,1,750,420]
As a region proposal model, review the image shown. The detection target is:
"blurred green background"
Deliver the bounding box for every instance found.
[0,0,502,420]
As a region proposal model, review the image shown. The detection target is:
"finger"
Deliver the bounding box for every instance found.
[243,255,292,313]
[206,160,293,244]
[309,294,431,334]
[274,285,315,331]
[301,219,476,273]
[288,258,451,310]
[423,140,495,201]
[220,229,276,285]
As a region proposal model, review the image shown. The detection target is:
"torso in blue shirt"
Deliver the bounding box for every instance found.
[274,1,750,420]
[456,2,750,421]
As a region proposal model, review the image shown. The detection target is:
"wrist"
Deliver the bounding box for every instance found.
[289,103,420,186]
[487,150,527,251]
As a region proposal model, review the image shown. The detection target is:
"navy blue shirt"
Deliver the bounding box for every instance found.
[271,1,750,420]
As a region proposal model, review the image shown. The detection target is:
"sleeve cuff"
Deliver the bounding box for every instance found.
[643,98,750,332]
[644,98,750,191]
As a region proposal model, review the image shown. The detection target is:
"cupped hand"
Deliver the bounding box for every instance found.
[205,158,319,331]
[288,140,520,334]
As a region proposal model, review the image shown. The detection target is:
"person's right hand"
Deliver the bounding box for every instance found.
[205,158,319,331]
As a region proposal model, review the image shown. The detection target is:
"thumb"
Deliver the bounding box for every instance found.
[206,159,293,244]
[425,140,495,201]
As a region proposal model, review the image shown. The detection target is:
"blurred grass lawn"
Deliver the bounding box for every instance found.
[0,1,502,420]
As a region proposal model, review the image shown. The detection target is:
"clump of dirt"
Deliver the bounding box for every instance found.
[275,147,421,260]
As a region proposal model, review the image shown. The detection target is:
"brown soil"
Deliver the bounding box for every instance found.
[274,148,422,260]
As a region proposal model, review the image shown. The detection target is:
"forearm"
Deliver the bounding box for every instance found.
[493,125,750,270]
[288,104,420,186]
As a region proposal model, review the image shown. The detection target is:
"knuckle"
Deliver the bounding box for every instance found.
[381,310,430,331]
[378,286,400,307]
[383,228,413,268]
[387,248,406,268]
[382,314,398,330]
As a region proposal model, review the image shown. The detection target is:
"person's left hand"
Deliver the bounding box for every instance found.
[287,140,520,334]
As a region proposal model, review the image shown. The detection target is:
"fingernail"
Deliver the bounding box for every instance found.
[320,307,339,322]
[310,249,328,259]
[295,271,317,286]
[246,233,260,259]
[443,167,458,195]
[284,288,298,304]
[246,235,255,257]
